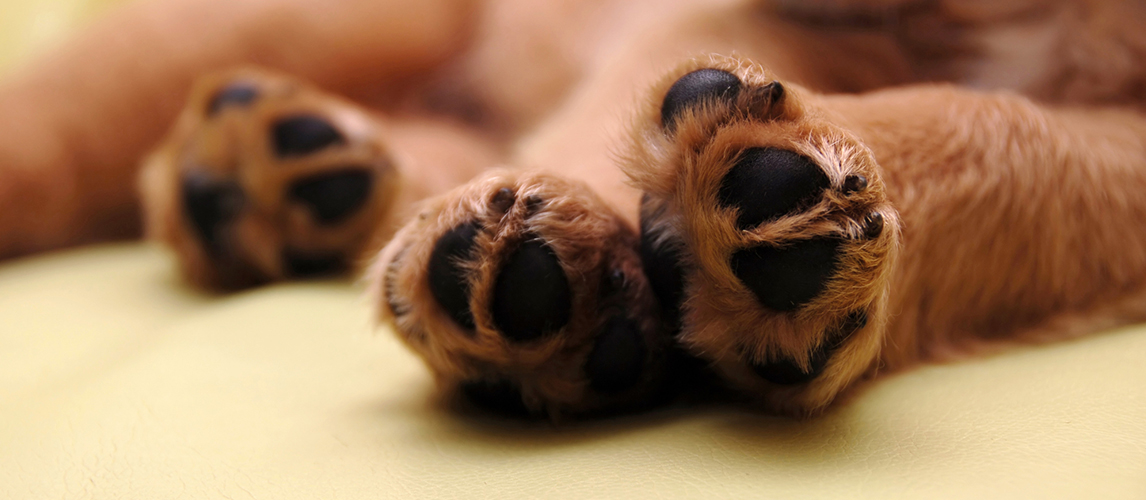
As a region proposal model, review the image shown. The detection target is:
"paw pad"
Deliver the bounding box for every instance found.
[427,221,481,331]
[584,317,647,394]
[181,173,245,254]
[661,68,741,130]
[271,115,346,158]
[749,310,867,385]
[286,170,374,224]
[730,237,841,311]
[718,147,830,230]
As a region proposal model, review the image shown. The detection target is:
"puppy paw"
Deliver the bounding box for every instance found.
[369,171,668,419]
[624,56,900,416]
[140,69,397,289]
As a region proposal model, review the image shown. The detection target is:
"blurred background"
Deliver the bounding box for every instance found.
[0,0,123,76]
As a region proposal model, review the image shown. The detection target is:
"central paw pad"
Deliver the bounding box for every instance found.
[730,237,841,311]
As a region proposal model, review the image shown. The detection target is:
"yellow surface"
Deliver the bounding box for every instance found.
[2,243,1145,499]
[0,0,127,75]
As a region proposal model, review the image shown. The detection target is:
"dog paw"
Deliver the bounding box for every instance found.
[624,56,900,416]
[369,171,669,419]
[140,69,397,289]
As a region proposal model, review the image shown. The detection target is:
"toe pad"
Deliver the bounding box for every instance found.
[661,69,741,131]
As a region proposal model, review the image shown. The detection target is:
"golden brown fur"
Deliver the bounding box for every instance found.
[3,0,1146,417]
[370,1,1146,416]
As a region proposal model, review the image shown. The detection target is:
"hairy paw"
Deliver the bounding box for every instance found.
[625,55,900,416]
[369,171,670,419]
[140,69,397,289]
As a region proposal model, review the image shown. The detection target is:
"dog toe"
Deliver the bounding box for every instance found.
[661,68,742,130]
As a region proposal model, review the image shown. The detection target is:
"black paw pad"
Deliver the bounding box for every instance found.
[730,237,840,311]
[207,83,259,116]
[718,147,830,230]
[459,379,531,417]
[428,221,481,330]
[639,196,686,325]
[585,318,647,394]
[491,239,572,342]
[282,249,345,277]
[271,115,345,158]
[182,174,245,254]
[661,68,741,130]
[286,170,373,224]
[749,310,867,385]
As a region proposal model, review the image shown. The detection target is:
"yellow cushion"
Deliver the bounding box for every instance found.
[1,243,1144,498]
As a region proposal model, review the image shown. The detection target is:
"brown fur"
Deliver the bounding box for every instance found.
[772,0,1146,107]
[4,0,1146,417]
